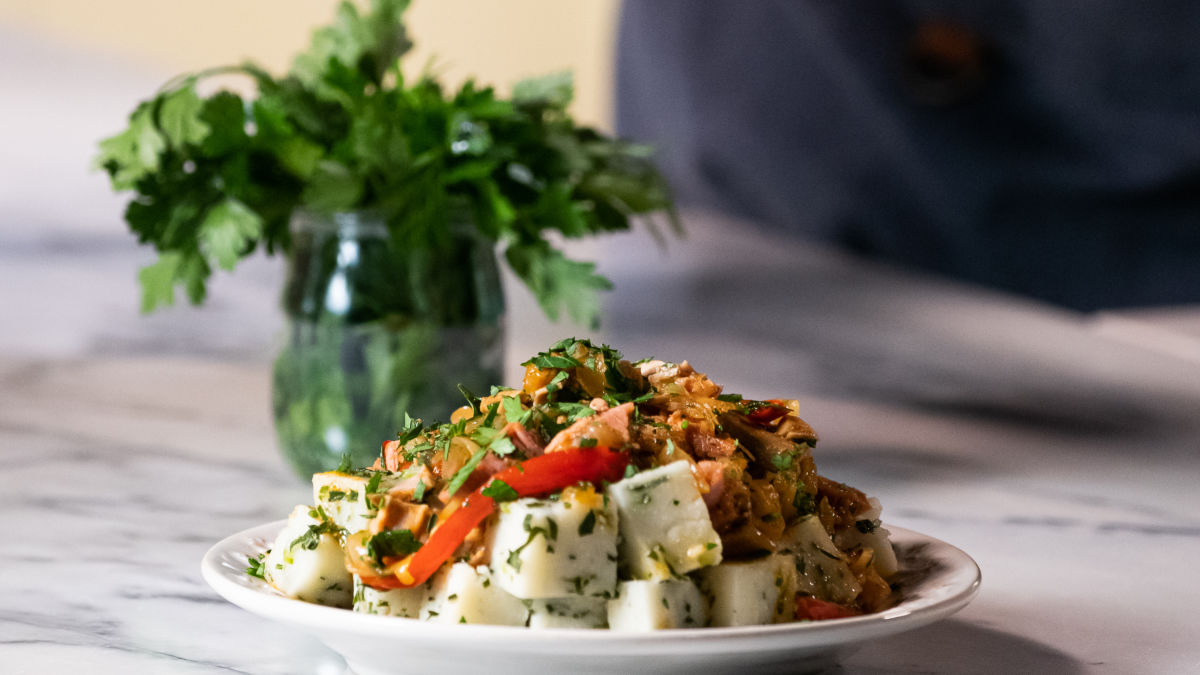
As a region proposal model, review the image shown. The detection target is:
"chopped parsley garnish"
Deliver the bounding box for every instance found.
[524,354,582,370]
[489,435,518,457]
[544,370,570,400]
[366,529,423,565]
[457,384,481,415]
[506,514,554,572]
[396,413,424,445]
[481,479,519,503]
[578,510,597,536]
[245,551,268,580]
[716,393,743,403]
[481,401,500,427]
[626,476,669,492]
[793,488,817,516]
[445,448,489,496]
[577,437,598,448]
[335,453,353,473]
[771,451,796,471]
[365,472,384,495]
[502,396,526,424]
[855,519,880,534]
[289,519,343,552]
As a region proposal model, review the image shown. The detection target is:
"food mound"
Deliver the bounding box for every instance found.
[252,339,898,629]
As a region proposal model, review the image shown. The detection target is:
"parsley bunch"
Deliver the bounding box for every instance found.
[96,0,677,326]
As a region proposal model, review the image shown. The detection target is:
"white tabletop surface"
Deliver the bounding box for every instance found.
[3,25,1200,675]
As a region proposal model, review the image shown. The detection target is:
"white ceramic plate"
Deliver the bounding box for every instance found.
[202,521,980,675]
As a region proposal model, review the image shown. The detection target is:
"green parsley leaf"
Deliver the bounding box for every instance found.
[577,510,596,536]
[197,199,263,271]
[505,241,612,328]
[366,528,422,565]
[502,396,525,424]
[457,383,481,415]
[365,472,384,494]
[523,354,582,370]
[444,448,488,496]
[99,0,677,324]
[289,519,343,552]
[157,85,211,148]
[771,451,795,471]
[480,479,519,502]
[489,435,517,457]
[245,551,269,579]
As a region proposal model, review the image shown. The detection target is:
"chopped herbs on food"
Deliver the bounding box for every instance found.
[245,551,268,580]
[367,529,423,565]
[481,479,519,503]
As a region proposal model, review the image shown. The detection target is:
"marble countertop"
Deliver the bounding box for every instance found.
[4,209,1200,675]
[4,28,1200,675]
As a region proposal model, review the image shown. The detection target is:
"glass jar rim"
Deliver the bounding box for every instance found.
[290,210,390,239]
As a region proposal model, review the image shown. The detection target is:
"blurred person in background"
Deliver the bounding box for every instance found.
[616,1,1200,311]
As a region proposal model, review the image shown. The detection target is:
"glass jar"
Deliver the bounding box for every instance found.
[272,210,504,477]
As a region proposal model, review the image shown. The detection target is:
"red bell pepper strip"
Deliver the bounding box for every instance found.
[795,596,860,621]
[743,399,791,425]
[366,446,629,589]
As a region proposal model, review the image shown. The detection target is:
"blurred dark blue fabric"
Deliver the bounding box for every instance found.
[616,1,1200,310]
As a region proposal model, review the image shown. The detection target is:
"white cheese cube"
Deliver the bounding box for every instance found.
[488,488,619,599]
[832,499,898,578]
[420,563,527,626]
[264,505,352,607]
[312,470,406,533]
[606,579,706,631]
[352,575,428,618]
[781,516,862,605]
[697,554,797,626]
[606,461,722,579]
[528,597,608,629]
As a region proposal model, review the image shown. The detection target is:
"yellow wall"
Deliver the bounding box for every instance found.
[0,0,620,129]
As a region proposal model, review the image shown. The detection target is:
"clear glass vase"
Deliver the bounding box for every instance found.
[272,210,504,478]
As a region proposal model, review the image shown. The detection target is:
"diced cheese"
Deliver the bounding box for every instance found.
[606,579,706,631]
[781,516,862,605]
[697,554,796,626]
[352,575,427,618]
[264,505,352,608]
[488,488,619,599]
[606,461,722,580]
[420,563,527,626]
[528,597,607,629]
[833,498,898,578]
[311,470,406,533]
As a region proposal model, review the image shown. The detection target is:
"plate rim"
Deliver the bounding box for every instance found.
[201,519,980,653]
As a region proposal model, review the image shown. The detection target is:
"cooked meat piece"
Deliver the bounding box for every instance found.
[544,401,634,453]
[695,459,727,507]
[776,416,819,444]
[687,426,737,459]
[369,499,432,536]
[700,470,748,533]
[717,411,796,469]
[817,475,872,533]
[502,421,545,457]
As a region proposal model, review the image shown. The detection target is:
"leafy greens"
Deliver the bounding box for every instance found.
[96,0,678,326]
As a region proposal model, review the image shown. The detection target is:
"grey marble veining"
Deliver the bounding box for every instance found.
[3,346,1200,674]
